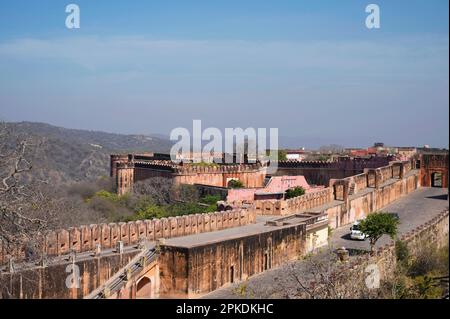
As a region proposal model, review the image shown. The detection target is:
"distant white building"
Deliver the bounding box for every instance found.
[285,149,308,161]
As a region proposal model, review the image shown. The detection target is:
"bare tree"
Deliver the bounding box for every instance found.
[0,123,60,262]
[133,177,199,205]
[273,249,371,299]
[133,177,174,205]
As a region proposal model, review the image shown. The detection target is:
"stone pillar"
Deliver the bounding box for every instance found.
[116,241,124,254]
[94,243,102,256]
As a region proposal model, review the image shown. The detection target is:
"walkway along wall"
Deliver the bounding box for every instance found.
[0,208,256,299]
[157,214,329,298]
[0,209,256,266]
[274,156,394,185]
[252,160,419,229]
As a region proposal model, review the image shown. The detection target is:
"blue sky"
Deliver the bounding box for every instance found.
[0,0,448,147]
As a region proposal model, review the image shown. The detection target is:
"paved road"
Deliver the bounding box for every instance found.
[203,187,448,299]
[332,187,448,253]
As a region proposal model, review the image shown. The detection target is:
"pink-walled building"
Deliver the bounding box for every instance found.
[226,175,323,202]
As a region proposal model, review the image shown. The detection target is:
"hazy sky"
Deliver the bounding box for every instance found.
[0,0,448,148]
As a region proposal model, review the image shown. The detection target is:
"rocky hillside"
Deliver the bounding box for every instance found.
[3,122,173,184]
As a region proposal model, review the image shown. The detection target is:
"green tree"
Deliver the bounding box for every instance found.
[318,155,331,161]
[266,149,287,161]
[285,186,306,199]
[228,179,244,189]
[358,212,399,254]
[277,150,287,161]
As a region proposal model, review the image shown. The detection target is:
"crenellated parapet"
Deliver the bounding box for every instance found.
[111,154,268,194]
[173,162,265,175]
[253,187,333,216]
[251,159,418,217]
[0,209,256,267]
[277,156,395,170]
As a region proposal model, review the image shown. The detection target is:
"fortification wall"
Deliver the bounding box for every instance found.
[173,164,266,188]
[254,187,333,216]
[274,157,394,185]
[134,166,173,182]
[274,166,357,186]
[420,153,449,188]
[306,209,449,299]
[158,223,308,298]
[116,165,134,195]
[112,154,268,194]
[330,172,419,228]
[0,209,256,266]
[0,249,140,299]
[251,161,419,229]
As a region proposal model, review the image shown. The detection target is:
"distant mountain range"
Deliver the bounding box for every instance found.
[3,122,174,184]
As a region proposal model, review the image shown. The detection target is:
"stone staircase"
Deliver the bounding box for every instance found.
[86,242,157,299]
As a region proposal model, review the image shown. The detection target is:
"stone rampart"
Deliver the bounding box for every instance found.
[0,209,256,266]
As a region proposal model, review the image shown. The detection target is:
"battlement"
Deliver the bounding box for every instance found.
[174,162,264,174]
[0,209,256,266]
[420,153,449,168]
[254,187,333,215]
[277,156,394,169]
[115,156,265,173]
[248,159,417,216]
[111,154,267,194]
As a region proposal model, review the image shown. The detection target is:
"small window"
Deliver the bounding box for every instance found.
[230,266,234,283]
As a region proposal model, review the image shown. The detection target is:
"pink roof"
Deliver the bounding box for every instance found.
[262,176,311,193]
[226,176,312,202]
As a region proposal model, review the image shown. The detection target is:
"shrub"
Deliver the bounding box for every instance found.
[266,150,287,161]
[408,243,444,277]
[88,196,133,222]
[176,184,199,203]
[285,186,306,199]
[67,182,98,199]
[134,203,167,219]
[228,179,244,189]
[95,190,121,202]
[395,239,410,268]
[200,194,221,205]
[410,275,443,299]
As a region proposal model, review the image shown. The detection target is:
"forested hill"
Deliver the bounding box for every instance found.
[3,121,173,184]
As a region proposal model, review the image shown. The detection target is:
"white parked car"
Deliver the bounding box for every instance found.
[350,220,368,240]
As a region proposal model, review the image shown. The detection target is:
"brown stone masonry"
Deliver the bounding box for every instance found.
[420,153,449,188]
[0,209,256,266]
[252,160,418,221]
[111,154,267,195]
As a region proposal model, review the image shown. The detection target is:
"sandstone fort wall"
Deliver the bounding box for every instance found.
[158,223,308,298]
[0,209,256,266]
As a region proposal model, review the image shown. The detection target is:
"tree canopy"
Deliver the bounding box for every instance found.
[285,186,306,199]
[359,212,400,253]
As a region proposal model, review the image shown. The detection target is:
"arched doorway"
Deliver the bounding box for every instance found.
[431,172,443,187]
[136,277,152,298]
